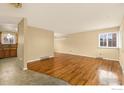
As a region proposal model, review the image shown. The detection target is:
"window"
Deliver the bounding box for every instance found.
[1,33,16,44]
[99,32,119,48]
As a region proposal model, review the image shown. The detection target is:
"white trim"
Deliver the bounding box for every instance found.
[27,58,40,63]
[23,67,28,70]
[98,46,119,49]
[118,31,122,48]
[49,55,55,58]
[26,56,55,63]
[88,56,119,61]
[84,55,119,61]
[26,56,55,69]
[102,57,119,61]
[56,52,119,61]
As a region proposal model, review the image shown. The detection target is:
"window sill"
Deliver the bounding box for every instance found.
[98,47,119,49]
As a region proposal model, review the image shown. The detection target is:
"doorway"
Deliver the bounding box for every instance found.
[0,31,18,58]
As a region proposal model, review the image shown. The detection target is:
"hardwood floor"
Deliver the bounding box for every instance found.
[27,53,123,85]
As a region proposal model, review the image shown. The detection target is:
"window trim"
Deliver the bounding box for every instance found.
[98,32,119,48]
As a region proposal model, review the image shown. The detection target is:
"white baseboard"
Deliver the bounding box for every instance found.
[26,56,54,69]
[27,58,40,63]
[49,55,54,58]
[55,52,119,61]
[23,67,28,70]
[102,58,119,61]
[27,55,54,64]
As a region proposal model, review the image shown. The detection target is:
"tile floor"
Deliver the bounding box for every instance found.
[0,58,69,85]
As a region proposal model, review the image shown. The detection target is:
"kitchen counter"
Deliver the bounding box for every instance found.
[0,47,17,58]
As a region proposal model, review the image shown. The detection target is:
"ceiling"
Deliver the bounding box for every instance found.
[0,16,22,32]
[0,24,18,32]
[0,3,124,34]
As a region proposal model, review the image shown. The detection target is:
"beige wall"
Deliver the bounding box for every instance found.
[55,27,120,60]
[17,18,25,69]
[119,18,124,73]
[17,19,54,69]
[24,26,54,68]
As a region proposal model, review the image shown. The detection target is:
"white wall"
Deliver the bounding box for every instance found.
[24,26,54,69]
[17,19,54,69]
[17,18,25,69]
[55,27,120,61]
[119,18,124,73]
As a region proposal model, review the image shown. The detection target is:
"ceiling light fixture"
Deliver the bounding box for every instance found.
[10,3,22,8]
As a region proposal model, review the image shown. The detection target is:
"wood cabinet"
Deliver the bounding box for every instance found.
[0,47,17,59]
[10,48,17,57]
[0,32,17,59]
[4,48,10,58]
[0,49,4,58]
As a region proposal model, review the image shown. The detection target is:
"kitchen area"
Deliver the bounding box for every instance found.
[0,24,18,59]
